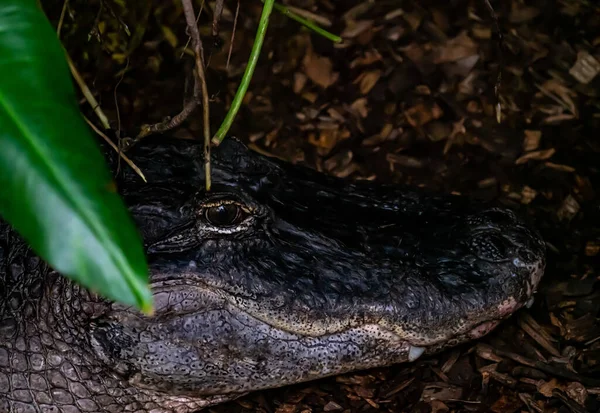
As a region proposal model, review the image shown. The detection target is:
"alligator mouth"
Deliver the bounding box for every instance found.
[141,253,544,363]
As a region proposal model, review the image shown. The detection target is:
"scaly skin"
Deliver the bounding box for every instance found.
[0,136,546,412]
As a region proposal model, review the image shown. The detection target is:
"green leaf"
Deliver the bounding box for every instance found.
[0,1,152,313]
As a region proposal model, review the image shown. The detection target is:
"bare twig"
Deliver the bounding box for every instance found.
[113,57,129,138]
[84,116,147,183]
[57,2,111,132]
[180,0,204,59]
[226,0,240,70]
[66,54,111,130]
[212,0,225,36]
[181,0,212,191]
[482,0,504,123]
[56,0,69,37]
[136,0,212,190]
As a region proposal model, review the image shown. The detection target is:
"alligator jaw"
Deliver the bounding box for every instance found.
[93,242,544,399]
[89,136,546,406]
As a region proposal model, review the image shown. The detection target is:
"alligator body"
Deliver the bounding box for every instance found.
[0,137,545,412]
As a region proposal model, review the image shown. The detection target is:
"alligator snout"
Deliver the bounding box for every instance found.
[466,207,546,295]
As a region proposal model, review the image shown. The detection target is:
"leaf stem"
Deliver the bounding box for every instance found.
[212,0,275,145]
[270,1,341,43]
[181,0,212,191]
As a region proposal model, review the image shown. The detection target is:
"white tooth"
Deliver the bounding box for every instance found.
[408,345,426,362]
[526,297,535,308]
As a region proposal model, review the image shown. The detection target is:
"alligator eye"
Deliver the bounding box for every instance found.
[205,203,242,226]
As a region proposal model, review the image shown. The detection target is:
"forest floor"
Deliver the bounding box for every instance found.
[49,0,600,412]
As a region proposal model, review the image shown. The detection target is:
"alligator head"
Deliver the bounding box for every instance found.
[86,136,545,409]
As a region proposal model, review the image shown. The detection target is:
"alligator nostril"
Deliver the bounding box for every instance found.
[470,233,510,262]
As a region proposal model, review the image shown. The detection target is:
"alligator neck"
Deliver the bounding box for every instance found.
[0,224,224,412]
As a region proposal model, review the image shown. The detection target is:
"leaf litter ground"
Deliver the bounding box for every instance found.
[49,0,600,411]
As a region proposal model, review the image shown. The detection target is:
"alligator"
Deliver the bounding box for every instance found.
[0,136,545,413]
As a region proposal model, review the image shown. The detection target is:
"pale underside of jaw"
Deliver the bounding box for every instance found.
[227,291,523,345]
[148,280,524,366]
[127,316,509,413]
[139,260,543,383]
[113,279,537,413]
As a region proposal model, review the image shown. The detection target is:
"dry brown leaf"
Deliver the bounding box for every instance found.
[302,93,319,104]
[350,98,369,118]
[490,395,523,413]
[323,401,343,412]
[444,117,466,154]
[538,378,561,397]
[569,51,600,84]
[476,344,503,362]
[380,123,393,138]
[333,163,360,179]
[264,124,282,147]
[426,121,451,142]
[566,382,588,406]
[537,79,578,117]
[432,31,478,64]
[354,385,375,399]
[466,100,482,113]
[308,127,347,152]
[557,194,580,221]
[509,5,540,23]
[430,400,449,413]
[420,383,463,402]
[364,398,379,409]
[386,153,424,168]
[302,47,339,89]
[356,26,379,45]
[542,113,577,124]
[545,162,576,173]
[478,177,498,188]
[403,11,423,31]
[326,107,345,123]
[275,403,298,413]
[362,133,387,146]
[341,20,374,39]
[521,186,538,205]
[354,70,382,94]
[404,102,443,127]
[293,72,307,94]
[515,148,555,165]
[350,50,383,68]
[286,5,332,27]
[386,26,406,41]
[523,130,542,152]
[471,24,492,39]
[585,241,599,257]
[342,2,373,22]
[384,8,404,21]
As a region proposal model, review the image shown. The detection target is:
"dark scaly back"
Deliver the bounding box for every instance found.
[0,221,49,341]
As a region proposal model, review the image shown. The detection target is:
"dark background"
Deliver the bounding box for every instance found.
[43,0,600,411]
